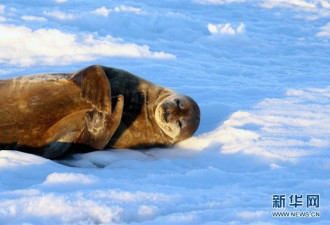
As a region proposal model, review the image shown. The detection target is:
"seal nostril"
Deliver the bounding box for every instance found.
[175,99,182,110]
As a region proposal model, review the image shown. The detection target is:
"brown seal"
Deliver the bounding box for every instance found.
[0,65,200,158]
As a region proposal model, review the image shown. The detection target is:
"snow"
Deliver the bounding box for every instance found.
[94,6,144,17]
[207,23,245,35]
[317,22,330,36]
[43,10,77,20]
[1,0,330,224]
[0,24,173,66]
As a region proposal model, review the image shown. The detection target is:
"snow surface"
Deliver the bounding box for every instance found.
[1,0,330,224]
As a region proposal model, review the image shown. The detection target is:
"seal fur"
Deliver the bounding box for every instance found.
[0,65,200,158]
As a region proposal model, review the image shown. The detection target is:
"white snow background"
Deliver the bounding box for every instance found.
[0,0,330,224]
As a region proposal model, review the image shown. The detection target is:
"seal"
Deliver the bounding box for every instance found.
[0,65,200,158]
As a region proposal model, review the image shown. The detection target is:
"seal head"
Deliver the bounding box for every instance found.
[155,94,200,143]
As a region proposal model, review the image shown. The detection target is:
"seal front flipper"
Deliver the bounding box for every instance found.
[75,95,124,149]
[71,65,112,113]
[70,65,124,149]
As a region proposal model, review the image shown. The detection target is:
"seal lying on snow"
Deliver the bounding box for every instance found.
[0,65,200,158]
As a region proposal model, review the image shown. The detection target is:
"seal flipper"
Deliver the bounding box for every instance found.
[37,94,124,158]
[42,110,86,144]
[71,65,112,113]
[34,110,86,158]
[75,95,124,149]
[71,65,124,149]
[37,65,124,158]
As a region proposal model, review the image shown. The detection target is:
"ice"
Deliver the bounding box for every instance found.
[1,0,330,224]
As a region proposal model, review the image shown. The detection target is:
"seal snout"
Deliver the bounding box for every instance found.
[155,94,200,142]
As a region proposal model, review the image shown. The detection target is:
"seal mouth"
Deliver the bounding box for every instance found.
[159,102,173,124]
[156,104,166,124]
[146,88,173,124]
[155,96,183,140]
[156,101,174,125]
[163,111,169,123]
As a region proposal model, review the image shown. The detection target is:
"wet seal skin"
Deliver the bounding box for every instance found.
[0,65,200,159]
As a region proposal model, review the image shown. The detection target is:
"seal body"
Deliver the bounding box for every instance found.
[0,74,90,158]
[0,65,200,158]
